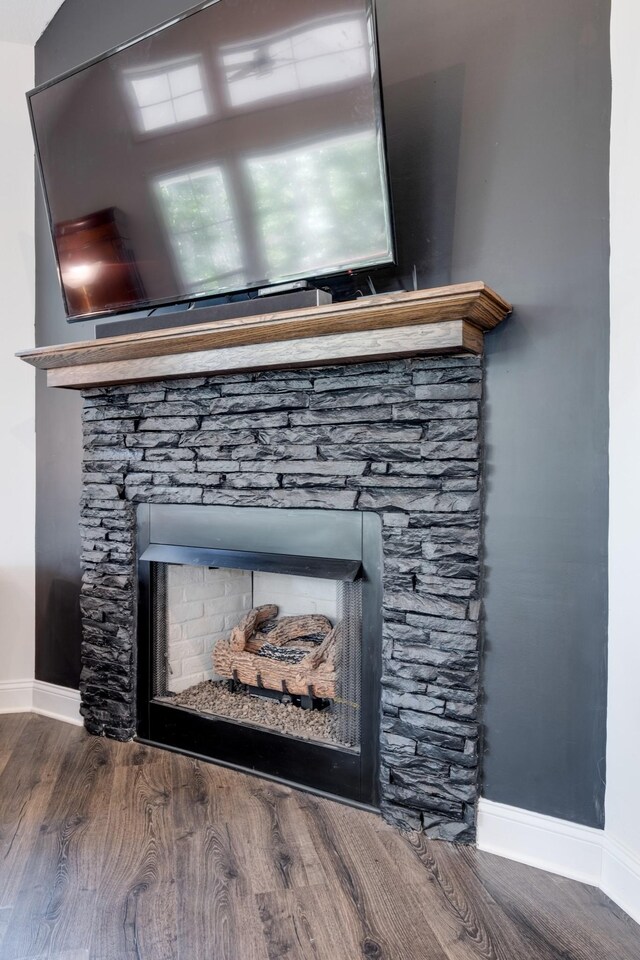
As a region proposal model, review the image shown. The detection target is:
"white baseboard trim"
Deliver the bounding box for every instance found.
[0,679,82,726]
[32,680,83,726]
[0,680,34,714]
[477,798,603,886]
[478,799,640,925]
[601,834,640,926]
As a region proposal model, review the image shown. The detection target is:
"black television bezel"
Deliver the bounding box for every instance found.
[27,0,396,323]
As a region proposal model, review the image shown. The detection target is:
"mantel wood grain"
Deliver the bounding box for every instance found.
[17,282,510,390]
[44,320,482,390]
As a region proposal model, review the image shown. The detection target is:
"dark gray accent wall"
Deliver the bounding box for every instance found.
[35,0,610,827]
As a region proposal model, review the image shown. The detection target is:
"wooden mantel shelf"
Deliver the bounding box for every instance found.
[17,281,511,390]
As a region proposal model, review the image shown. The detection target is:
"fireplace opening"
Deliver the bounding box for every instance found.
[152,563,362,750]
[136,504,382,806]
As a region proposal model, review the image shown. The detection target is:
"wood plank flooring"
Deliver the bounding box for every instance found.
[0,715,637,960]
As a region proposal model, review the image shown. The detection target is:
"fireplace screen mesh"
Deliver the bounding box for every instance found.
[151,562,362,750]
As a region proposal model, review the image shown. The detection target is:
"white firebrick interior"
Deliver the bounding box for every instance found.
[252,572,338,620]
[165,564,338,693]
[166,565,252,693]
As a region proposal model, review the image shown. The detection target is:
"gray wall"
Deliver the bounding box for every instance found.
[35,0,610,827]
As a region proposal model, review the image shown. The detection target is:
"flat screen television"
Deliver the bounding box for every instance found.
[28,0,395,322]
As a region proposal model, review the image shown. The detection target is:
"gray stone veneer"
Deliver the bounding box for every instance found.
[80,355,483,842]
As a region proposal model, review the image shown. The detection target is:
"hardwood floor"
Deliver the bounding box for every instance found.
[0,715,637,960]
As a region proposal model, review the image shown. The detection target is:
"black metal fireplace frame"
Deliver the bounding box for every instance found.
[135,503,383,808]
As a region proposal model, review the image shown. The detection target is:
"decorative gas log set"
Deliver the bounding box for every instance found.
[212,604,338,703]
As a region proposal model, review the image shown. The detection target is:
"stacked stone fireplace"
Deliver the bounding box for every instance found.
[80,353,483,842]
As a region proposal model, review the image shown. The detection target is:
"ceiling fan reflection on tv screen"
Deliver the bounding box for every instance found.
[28,0,395,325]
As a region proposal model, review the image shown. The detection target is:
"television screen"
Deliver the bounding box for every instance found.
[29,0,394,321]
